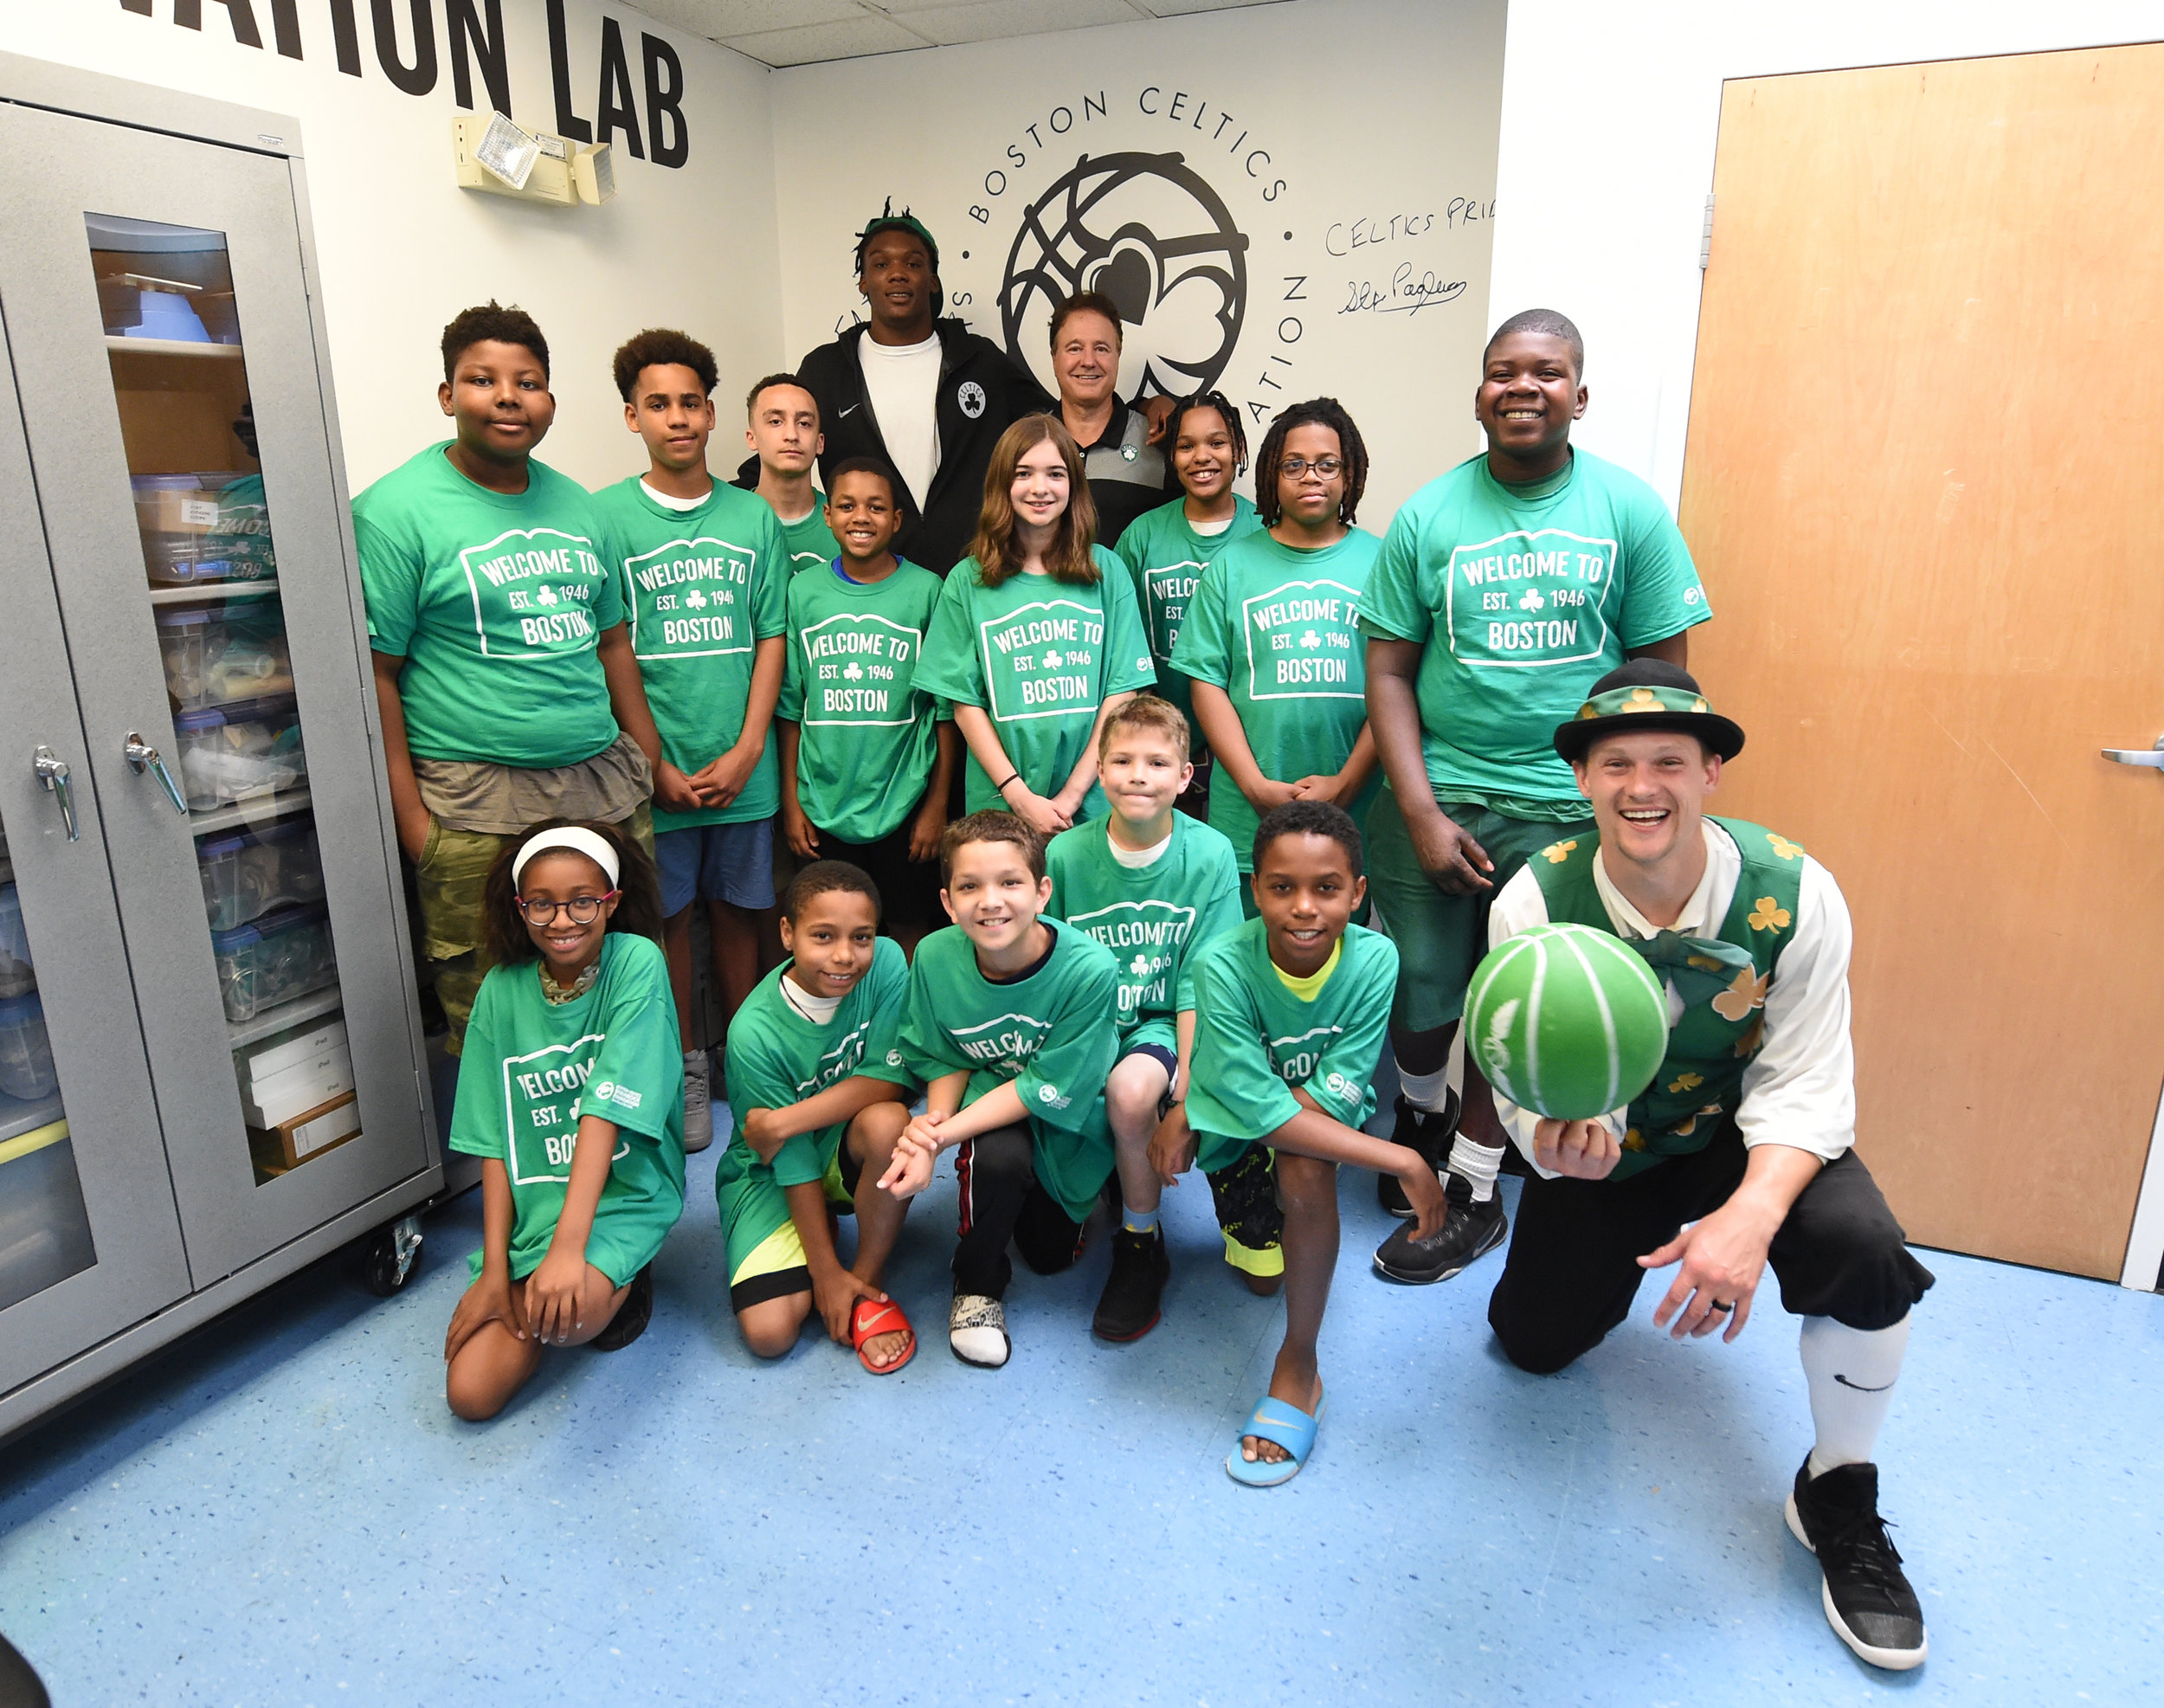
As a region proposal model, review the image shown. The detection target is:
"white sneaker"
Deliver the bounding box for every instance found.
[681,1050,713,1153]
[949,1293,1009,1368]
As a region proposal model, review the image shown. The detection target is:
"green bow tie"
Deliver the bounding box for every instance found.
[1628,928,1756,1007]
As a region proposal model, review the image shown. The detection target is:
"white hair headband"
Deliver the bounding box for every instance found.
[512,827,621,891]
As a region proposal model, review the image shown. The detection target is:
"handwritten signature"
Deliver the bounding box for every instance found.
[1340,265,1469,319]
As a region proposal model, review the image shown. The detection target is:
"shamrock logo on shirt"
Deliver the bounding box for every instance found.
[1130,952,1151,977]
[843,662,864,680]
[1300,631,1320,649]
[1710,965,1771,1022]
[1767,833,1807,861]
[1041,649,1062,668]
[1518,587,1546,612]
[685,588,708,609]
[1747,895,1792,931]
[1666,1070,1704,1094]
[535,584,558,606]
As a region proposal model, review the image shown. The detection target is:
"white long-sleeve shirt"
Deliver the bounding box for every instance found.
[1485,817,1856,1178]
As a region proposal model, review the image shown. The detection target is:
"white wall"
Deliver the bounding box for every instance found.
[767,0,1507,523]
[1,0,783,492]
[1490,0,2164,510]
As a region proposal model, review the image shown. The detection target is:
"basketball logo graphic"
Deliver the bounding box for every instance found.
[1000,151,1250,402]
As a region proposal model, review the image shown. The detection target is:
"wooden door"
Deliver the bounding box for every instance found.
[1678,44,2164,1278]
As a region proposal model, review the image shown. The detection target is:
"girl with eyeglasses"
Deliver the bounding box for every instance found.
[1170,398,1384,912]
[441,818,684,1421]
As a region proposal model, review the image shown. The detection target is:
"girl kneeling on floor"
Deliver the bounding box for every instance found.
[443,818,686,1421]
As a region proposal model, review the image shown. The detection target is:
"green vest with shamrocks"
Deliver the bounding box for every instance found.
[1530,817,1807,1180]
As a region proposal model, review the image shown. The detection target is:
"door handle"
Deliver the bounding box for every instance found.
[2102,736,2164,770]
[123,731,190,815]
[32,745,79,841]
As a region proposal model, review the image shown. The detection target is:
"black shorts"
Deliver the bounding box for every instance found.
[1486,1125,1935,1375]
[816,802,944,934]
[1204,1141,1286,1279]
[725,1134,870,1314]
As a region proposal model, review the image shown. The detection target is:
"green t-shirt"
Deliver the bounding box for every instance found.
[717,937,910,1192]
[1183,918,1398,1174]
[1044,812,1243,1035]
[1114,495,1263,745]
[354,444,623,768]
[592,477,789,830]
[915,549,1156,815]
[777,560,946,843]
[1170,527,1383,871]
[1357,448,1710,806]
[776,494,839,577]
[894,918,1118,1222]
[448,932,686,1284]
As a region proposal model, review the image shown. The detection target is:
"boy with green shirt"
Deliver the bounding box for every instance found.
[717,861,919,1374]
[741,374,840,573]
[593,330,789,1152]
[879,812,1121,1369]
[355,302,668,1054]
[777,459,956,951]
[1359,307,1712,1283]
[1150,801,1445,1486]
[1045,697,1243,1342]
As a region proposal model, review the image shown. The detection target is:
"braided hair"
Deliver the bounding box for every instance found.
[1254,396,1369,528]
[1162,390,1249,484]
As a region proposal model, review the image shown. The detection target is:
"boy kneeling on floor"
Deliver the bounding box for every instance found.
[879,812,1121,1368]
[716,860,920,1373]
[1150,801,1446,1484]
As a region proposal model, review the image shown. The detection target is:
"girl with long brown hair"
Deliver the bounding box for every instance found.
[916,416,1156,835]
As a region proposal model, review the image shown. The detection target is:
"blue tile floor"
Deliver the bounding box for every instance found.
[3,1108,2161,1704]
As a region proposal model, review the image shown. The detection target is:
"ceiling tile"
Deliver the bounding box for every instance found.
[898,0,1144,48]
[1132,0,1285,15]
[722,14,931,66]
[636,0,863,38]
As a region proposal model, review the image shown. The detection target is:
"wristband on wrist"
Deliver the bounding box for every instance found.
[994,772,1021,794]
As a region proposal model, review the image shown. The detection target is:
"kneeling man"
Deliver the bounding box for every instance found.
[1484,660,1933,1671]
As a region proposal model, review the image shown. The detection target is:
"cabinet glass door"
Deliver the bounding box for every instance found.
[0,104,430,1282]
[0,338,189,1399]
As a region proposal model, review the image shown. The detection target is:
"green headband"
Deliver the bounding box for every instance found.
[855,207,938,271]
[1572,683,1716,722]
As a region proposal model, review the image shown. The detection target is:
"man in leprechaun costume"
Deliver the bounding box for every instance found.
[1481,659,1935,1673]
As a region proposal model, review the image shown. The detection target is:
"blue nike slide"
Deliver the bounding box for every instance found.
[1225,1387,1327,1487]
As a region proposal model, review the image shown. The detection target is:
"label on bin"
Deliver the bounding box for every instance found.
[182,498,220,526]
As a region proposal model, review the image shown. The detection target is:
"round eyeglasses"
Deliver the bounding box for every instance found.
[1280,456,1345,480]
[516,892,618,926]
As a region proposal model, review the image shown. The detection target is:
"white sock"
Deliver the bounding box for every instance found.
[1446,1134,1502,1202]
[1397,1062,1452,1114]
[1800,1313,1910,1477]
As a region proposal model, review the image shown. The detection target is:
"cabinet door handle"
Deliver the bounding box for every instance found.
[32,745,79,841]
[122,732,190,816]
[2102,736,2164,770]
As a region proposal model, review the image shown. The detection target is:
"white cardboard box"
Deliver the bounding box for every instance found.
[242,1045,353,1129]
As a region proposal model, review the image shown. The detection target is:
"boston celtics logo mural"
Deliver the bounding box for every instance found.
[996,150,1250,403]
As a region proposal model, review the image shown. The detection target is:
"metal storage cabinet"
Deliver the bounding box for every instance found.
[0,58,441,1439]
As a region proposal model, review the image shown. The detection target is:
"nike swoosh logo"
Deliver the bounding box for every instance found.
[1832,1374,1893,1392]
[840,403,860,417]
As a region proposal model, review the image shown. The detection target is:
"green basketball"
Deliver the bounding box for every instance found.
[1465,923,1669,1119]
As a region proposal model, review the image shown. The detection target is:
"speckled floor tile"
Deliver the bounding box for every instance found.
[3,1089,2160,1704]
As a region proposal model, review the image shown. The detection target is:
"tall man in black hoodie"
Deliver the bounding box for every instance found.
[770,207,1166,576]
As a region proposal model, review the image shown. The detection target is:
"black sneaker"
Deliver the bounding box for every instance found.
[1377,1090,1459,1217]
[1785,1458,1928,1670]
[1372,1171,1507,1283]
[589,1265,653,1353]
[1092,1227,1170,1342]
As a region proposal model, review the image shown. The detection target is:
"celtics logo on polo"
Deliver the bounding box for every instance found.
[1000,151,1250,402]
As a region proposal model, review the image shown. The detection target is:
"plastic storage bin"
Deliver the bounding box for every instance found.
[157,606,293,711]
[197,817,326,931]
[0,991,58,1101]
[173,693,307,810]
[132,472,274,584]
[209,904,338,1023]
[0,884,32,999]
